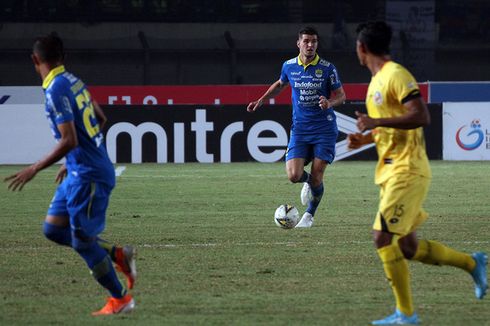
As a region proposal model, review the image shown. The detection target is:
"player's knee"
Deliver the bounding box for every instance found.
[398,242,417,259]
[43,222,66,244]
[372,230,393,248]
[287,170,303,183]
[397,233,418,259]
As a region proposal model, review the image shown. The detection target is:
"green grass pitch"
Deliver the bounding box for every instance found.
[0,161,489,325]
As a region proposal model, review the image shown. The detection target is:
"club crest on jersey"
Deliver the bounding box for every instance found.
[315,69,323,78]
[374,91,383,105]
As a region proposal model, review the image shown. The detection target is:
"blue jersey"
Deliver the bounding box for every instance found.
[280,54,342,135]
[43,66,115,187]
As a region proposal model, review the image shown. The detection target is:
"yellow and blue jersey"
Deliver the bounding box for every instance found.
[43,66,115,187]
[366,61,431,185]
[280,54,342,135]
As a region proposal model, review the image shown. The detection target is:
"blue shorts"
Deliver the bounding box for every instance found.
[48,175,114,238]
[285,131,338,164]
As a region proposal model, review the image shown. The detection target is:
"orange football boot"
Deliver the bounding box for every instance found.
[92,294,135,316]
[115,246,137,289]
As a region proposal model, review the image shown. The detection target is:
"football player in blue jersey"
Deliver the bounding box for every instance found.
[4,34,136,315]
[247,27,346,228]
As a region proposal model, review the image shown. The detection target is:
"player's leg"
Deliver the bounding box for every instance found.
[44,214,136,287]
[306,157,327,214]
[72,233,135,315]
[285,157,307,183]
[296,158,327,228]
[67,181,134,315]
[401,230,475,271]
[372,230,417,324]
[285,132,310,184]
[402,223,488,299]
[285,135,314,207]
[44,216,72,245]
[43,180,74,246]
[285,157,313,205]
[45,178,109,248]
[394,175,488,299]
[99,240,137,290]
[371,175,419,324]
[43,178,135,287]
[296,135,335,228]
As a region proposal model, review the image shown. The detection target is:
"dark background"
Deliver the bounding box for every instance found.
[0,0,489,86]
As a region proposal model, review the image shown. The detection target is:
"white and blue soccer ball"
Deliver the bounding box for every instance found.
[274,204,299,229]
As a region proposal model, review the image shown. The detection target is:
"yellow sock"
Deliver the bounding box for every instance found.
[412,239,475,272]
[377,244,414,316]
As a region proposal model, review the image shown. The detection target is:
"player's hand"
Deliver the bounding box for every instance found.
[4,165,37,191]
[355,111,377,132]
[247,99,263,112]
[319,96,331,110]
[347,133,365,149]
[55,164,67,184]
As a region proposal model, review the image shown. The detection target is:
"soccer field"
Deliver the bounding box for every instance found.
[1,161,489,325]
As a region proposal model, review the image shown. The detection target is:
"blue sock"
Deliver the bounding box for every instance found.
[299,171,310,183]
[73,236,126,298]
[43,222,72,246]
[97,238,117,261]
[306,183,324,216]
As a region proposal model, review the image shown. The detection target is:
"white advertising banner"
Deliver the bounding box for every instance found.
[0,105,55,164]
[443,102,490,160]
[0,86,44,104]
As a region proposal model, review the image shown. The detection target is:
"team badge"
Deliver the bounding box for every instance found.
[315,69,323,78]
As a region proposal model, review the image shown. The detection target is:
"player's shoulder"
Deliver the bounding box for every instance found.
[49,71,83,95]
[318,58,333,68]
[284,57,298,66]
[60,70,80,86]
[385,61,412,76]
[385,61,417,83]
[46,75,70,95]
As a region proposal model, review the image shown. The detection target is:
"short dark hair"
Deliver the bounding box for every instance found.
[33,33,64,64]
[356,21,392,55]
[298,26,319,40]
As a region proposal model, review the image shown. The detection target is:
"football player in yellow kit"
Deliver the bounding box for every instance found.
[348,21,487,325]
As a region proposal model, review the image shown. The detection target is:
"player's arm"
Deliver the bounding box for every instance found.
[347,132,374,149]
[319,86,346,110]
[4,121,78,191]
[355,96,430,132]
[247,79,288,112]
[93,100,107,129]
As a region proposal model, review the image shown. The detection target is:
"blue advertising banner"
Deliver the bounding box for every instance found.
[430,82,490,103]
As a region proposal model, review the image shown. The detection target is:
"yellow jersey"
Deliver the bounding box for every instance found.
[366,61,431,185]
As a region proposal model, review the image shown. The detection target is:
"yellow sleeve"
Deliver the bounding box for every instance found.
[389,66,420,104]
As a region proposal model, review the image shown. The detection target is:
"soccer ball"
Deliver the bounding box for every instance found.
[274,204,300,229]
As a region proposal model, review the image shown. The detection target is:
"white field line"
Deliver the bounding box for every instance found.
[115,174,285,179]
[2,240,489,251]
[140,240,373,248]
[141,240,490,249]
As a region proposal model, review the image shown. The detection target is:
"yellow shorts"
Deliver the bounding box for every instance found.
[373,173,430,236]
